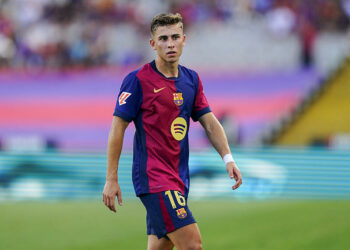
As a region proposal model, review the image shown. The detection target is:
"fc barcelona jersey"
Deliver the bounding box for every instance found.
[114,61,211,197]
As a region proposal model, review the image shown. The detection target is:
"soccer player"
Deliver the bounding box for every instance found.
[103,13,242,250]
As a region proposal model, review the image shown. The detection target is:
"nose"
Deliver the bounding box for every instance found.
[167,39,175,48]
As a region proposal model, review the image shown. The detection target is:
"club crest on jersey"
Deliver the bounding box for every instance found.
[173,93,183,106]
[119,92,131,105]
[176,208,187,219]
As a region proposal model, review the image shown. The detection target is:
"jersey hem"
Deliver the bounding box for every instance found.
[136,185,185,197]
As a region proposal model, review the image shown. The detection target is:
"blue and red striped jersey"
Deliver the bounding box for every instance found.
[114,61,211,197]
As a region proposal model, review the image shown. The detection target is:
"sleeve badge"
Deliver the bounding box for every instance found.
[119,92,131,105]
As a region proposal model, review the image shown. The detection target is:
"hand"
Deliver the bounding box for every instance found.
[226,162,242,190]
[102,180,122,213]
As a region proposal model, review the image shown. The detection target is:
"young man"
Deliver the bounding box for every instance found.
[103,13,242,250]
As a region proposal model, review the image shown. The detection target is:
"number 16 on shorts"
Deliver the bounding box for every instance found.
[164,190,188,219]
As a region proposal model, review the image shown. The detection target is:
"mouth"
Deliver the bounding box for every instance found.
[166,51,177,56]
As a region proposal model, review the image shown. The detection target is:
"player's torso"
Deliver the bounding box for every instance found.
[136,64,198,142]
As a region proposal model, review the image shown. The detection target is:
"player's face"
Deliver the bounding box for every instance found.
[150,23,186,64]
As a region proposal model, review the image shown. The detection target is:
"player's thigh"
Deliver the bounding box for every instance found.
[167,223,202,250]
[147,234,174,250]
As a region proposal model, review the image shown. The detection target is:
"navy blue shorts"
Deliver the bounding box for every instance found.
[139,190,196,239]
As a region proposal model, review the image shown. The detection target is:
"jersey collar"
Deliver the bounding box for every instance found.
[150,60,181,80]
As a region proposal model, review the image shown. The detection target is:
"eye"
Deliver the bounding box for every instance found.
[159,36,167,41]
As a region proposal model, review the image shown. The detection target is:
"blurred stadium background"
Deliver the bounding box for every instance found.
[1,0,350,249]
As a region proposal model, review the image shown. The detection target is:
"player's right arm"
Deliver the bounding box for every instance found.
[103,116,129,213]
[103,71,142,212]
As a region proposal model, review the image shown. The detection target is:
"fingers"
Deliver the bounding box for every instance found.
[102,192,117,213]
[232,177,242,190]
[227,163,242,190]
[232,169,242,190]
[116,191,123,206]
[109,195,116,212]
[104,195,116,212]
[102,182,123,213]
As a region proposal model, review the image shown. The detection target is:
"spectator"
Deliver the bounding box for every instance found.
[0,0,348,70]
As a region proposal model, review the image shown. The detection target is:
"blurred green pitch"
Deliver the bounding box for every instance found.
[1,200,349,250]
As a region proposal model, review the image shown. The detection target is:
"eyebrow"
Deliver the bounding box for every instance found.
[158,34,181,39]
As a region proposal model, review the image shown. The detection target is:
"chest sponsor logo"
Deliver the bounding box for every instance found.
[154,87,166,93]
[171,117,187,141]
[176,208,187,219]
[119,92,131,105]
[173,93,183,106]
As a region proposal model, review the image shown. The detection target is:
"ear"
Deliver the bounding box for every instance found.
[150,38,156,51]
[183,34,186,46]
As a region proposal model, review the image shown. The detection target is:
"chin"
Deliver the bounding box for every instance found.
[160,55,179,64]
[166,57,178,63]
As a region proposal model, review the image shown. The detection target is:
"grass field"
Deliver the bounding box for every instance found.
[1,200,350,250]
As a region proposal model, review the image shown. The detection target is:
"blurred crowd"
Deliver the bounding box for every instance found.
[0,0,349,69]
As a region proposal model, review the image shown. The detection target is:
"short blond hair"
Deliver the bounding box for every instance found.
[150,13,183,35]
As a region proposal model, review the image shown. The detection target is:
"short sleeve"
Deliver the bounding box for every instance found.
[191,74,211,121]
[113,72,142,122]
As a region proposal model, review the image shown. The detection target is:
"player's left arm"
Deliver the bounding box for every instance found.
[199,112,242,190]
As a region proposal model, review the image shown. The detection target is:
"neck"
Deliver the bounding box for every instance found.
[155,57,179,78]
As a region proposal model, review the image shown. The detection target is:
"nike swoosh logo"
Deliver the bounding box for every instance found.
[154,87,166,93]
